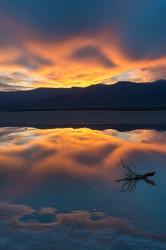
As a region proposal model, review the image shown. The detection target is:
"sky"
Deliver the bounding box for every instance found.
[0,0,166,91]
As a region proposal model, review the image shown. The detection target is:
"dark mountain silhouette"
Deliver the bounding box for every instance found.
[0,79,166,110]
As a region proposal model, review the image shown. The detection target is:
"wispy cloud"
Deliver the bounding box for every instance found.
[0,0,165,90]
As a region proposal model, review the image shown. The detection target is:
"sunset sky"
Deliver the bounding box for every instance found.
[0,0,166,91]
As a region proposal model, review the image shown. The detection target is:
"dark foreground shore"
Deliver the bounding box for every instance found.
[0,110,166,130]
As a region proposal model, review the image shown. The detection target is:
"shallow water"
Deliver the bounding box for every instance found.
[0,127,166,250]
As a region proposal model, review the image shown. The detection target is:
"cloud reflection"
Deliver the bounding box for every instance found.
[0,126,166,212]
[0,127,166,249]
[0,201,166,243]
[0,128,166,198]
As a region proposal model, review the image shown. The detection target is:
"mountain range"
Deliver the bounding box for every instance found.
[0,79,166,111]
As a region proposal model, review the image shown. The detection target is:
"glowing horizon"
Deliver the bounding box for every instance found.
[0,0,166,91]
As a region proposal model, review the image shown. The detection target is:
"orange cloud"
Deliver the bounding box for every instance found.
[0,16,166,90]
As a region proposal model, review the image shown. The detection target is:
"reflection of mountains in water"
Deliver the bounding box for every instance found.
[34,124,166,132]
[0,122,166,132]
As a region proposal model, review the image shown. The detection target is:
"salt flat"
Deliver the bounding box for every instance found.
[0,111,166,130]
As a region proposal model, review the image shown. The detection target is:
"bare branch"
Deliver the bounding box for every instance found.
[117,160,156,192]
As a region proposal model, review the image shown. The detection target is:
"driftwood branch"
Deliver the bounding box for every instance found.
[117,171,156,182]
[116,160,156,192]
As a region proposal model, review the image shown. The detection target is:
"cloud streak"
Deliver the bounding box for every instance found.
[0,0,165,89]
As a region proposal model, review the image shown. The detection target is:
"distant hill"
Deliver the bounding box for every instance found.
[0,79,166,111]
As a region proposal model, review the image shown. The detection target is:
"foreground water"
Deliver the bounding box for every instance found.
[0,127,166,250]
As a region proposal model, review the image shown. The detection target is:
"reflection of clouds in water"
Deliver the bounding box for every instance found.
[105,129,166,144]
[0,128,166,198]
[72,143,118,166]
[0,201,166,247]
[129,130,166,144]
[0,128,165,249]
[0,127,36,145]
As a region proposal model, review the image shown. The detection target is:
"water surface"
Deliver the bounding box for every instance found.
[0,127,166,249]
